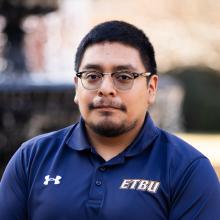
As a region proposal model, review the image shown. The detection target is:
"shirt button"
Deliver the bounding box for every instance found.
[95,180,102,186]
[99,167,106,172]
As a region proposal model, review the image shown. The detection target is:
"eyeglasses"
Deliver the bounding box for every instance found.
[76,70,151,91]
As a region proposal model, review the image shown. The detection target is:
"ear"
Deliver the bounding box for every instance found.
[147,75,158,105]
[74,77,79,105]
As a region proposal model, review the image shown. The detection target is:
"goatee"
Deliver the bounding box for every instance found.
[85,119,137,137]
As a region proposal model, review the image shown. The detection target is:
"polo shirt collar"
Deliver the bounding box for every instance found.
[123,114,160,157]
[66,118,92,151]
[66,114,160,156]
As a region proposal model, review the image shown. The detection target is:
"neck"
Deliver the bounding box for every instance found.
[85,119,145,161]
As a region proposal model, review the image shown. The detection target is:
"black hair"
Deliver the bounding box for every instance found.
[74,20,157,74]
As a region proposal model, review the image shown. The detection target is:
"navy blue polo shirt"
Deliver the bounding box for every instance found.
[0,115,220,220]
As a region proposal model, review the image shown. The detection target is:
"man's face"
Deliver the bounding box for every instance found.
[74,42,158,137]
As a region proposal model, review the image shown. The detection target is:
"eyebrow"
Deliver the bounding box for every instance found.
[114,65,137,72]
[81,64,102,71]
[80,64,137,72]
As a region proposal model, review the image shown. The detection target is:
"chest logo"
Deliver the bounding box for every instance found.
[43,175,62,185]
[120,179,160,193]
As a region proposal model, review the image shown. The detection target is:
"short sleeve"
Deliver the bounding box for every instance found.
[0,147,28,220]
[169,158,220,220]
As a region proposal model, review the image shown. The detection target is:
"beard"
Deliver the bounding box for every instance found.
[84,98,137,137]
[84,115,138,137]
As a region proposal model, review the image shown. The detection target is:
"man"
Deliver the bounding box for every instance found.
[0,20,219,220]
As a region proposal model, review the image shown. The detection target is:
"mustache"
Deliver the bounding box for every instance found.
[88,99,127,112]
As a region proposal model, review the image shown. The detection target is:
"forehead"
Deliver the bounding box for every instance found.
[79,42,145,70]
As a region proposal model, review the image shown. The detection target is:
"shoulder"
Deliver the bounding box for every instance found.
[8,123,78,173]
[20,123,78,152]
[158,129,206,163]
[157,129,219,193]
[1,123,79,186]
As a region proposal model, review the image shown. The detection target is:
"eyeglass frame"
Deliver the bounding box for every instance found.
[76,70,152,91]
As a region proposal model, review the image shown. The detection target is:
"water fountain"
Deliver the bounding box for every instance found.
[0,0,79,177]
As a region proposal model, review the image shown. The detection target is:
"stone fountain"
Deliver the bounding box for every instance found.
[0,0,79,177]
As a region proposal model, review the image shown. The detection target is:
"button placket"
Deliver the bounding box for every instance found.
[87,167,106,209]
[95,180,102,186]
[99,166,106,172]
[95,166,106,187]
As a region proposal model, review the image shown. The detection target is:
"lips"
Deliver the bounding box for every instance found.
[93,105,120,110]
[88,99,127,112]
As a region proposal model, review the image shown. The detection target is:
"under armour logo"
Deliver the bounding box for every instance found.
[43,175,62,185]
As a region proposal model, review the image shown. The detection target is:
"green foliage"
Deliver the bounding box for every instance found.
[166,66,220,132]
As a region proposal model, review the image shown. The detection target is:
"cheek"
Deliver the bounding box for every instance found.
[124,93,148,116]
[77,92,93,114]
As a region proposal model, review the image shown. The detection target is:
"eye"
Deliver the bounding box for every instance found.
[82,71,102,81]
[114,72,134,81]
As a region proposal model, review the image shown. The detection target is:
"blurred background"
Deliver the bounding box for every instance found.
[0,0,220,178]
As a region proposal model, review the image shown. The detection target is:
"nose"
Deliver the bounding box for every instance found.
[97,75,117,97]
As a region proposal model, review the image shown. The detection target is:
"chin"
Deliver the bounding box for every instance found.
[97,114,121,124]
[86,118,137,138]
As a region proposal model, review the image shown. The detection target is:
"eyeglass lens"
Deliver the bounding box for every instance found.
[81,72,134,90]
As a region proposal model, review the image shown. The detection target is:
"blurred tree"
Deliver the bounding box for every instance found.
[167,66,220,132]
